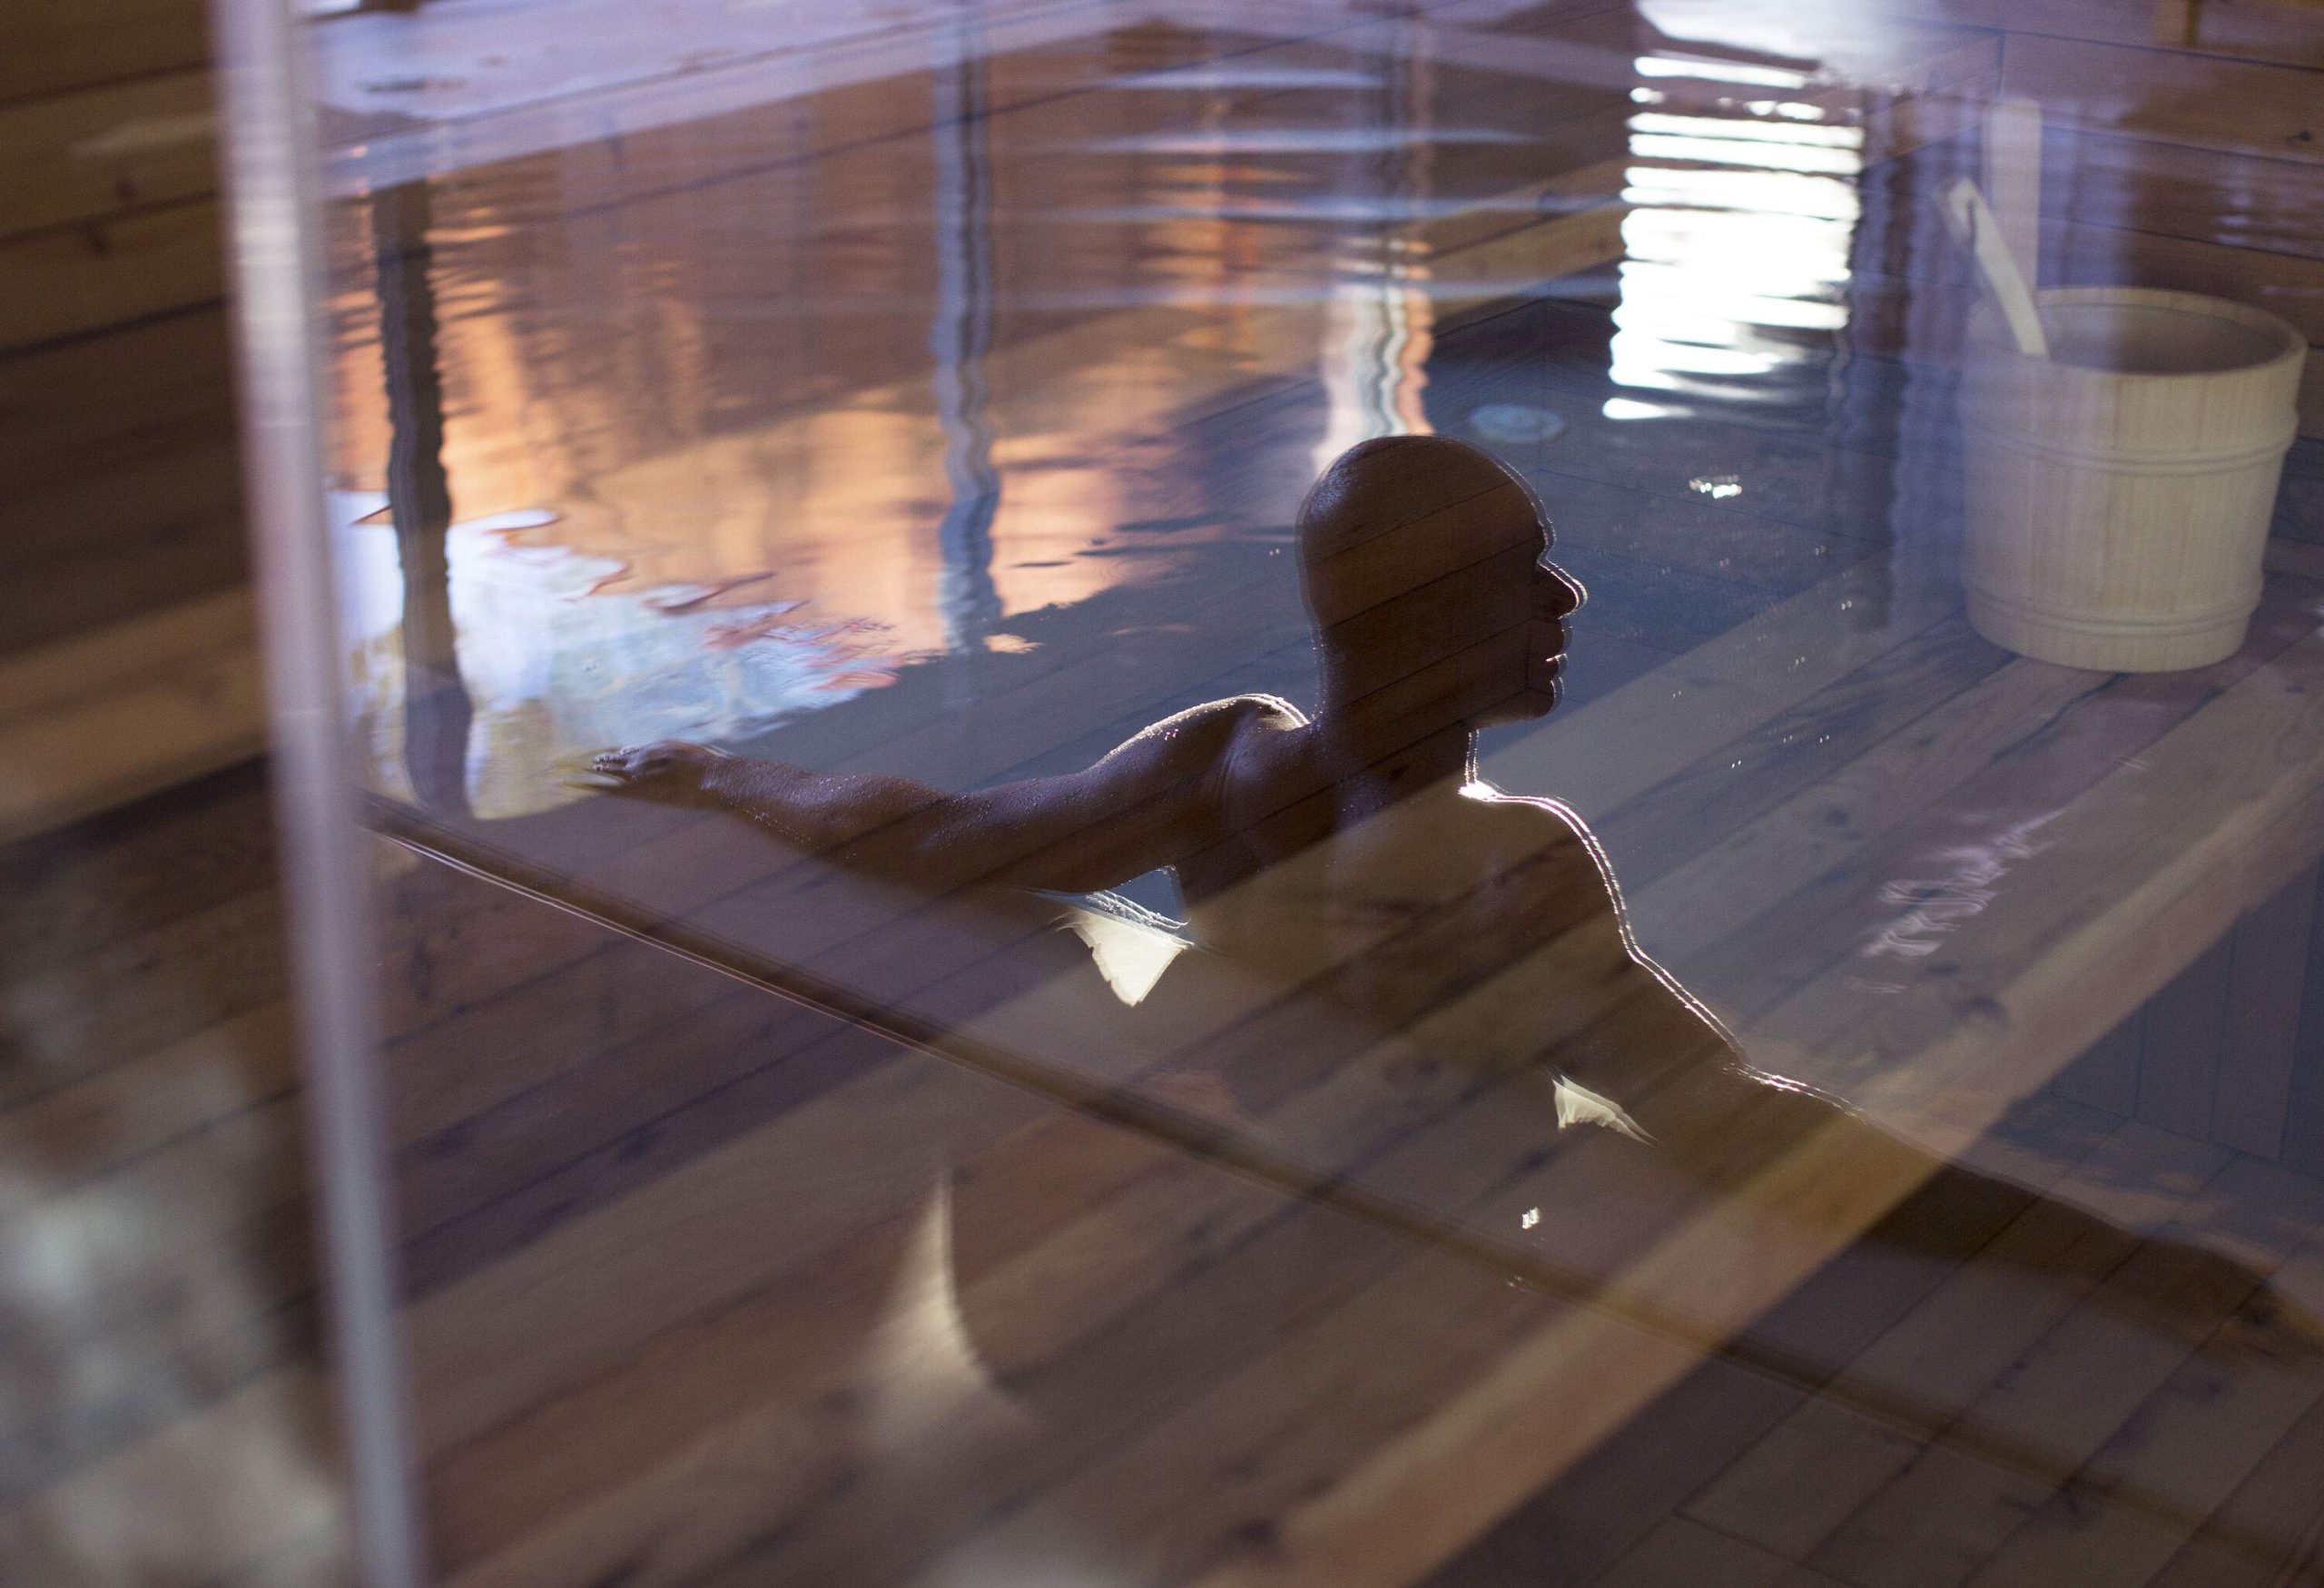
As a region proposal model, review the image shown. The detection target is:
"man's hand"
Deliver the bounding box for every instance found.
[573,742,853,848]
[574,740,733,797]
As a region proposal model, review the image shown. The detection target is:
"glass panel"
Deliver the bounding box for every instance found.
[163,0,2324,1581]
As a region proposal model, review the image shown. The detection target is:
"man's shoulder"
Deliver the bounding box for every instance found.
[1459,784,1606,860]
[1107,696,1305,803]
[1216,693,1309,732]
[1153,694,1307,759]
[1212,695,1310,772]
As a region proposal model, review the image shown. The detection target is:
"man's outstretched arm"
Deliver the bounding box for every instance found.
[586,694,1293,895]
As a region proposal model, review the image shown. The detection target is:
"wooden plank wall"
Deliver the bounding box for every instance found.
[2053,859,2324,1170]
[0,3,318,1579]
[0,0,222,347]
[0,0,245,655]
[1877,0,2324,433]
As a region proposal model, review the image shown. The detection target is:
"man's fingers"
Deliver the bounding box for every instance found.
[589,744,670,777]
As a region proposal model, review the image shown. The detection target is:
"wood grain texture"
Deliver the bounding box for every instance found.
[1570,1514,1797,1586]
[1959,287,2306,671]
[343,565,2054,1581]
[455,576,2324,1588]
[0,307,246,642]
[0,591,264,845]
[1598,619,2028,931]
[1800,1127,2235,1586]
[0,195,223,351]
[1448,1095,2318,1588]
[2002,32,2324,164]
[14,556,2305,1588]
[2041,127,2324,266]
[2004,0,2324,70]
[1814,1153,2324,1588]
[2141,933,2236,1138]
[1740,597,2324,1130]
[0,69,214,240]
[0,0,211,103]
[1669,578,2319,1033]
[2047,234,2324,438]
[1429,1353,1810,1584]
[1961,1176,2324,1586]
[1677,1108,2129,1563]
[2283,864,2324,1175]
[2061,1023,2145,1132]
[1849,113,2324,433]
[0,751,312,1518]
[0,1001,296,1221]
[2145,1367,2324,1585]
[2211,865,2319,1158]
[362,556,1952,1562]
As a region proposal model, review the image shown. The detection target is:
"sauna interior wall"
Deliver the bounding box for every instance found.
[0,0,323,1579]
[1891,0,2324,433]
[7,0,2324,1579]
[0,0,241,653]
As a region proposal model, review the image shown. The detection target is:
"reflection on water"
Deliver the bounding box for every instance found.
[329,16,1504,817]
[929,25,1004,656]
[340,491,900,817]
[1604,50,1862,418]
[329,9,1885,819]
[1313,14,1436,472]
[1866,809,2060,964]
[1054,196,1562,224]
[1107,65,1381,92]
[1087,127,1530,154]
[1631,52,1811,89]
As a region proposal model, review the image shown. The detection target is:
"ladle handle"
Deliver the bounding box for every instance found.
[1942,176,2050,360]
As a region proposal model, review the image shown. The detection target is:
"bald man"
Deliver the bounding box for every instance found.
[592,436,2319,1356]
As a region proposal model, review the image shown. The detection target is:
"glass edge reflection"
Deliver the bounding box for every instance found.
[208,0,424,1583]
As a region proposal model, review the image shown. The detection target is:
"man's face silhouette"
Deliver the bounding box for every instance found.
[1298,436,1585,726]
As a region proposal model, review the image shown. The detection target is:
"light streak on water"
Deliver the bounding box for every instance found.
[1632,54,1814,89]
[1601,54,1864,419]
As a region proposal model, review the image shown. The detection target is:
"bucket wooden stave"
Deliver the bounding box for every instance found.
[1960,285,2306,673]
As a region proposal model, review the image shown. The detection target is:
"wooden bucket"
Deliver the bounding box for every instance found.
[1960,285,2306,672]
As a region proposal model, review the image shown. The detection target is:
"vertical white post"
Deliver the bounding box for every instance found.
[206,0,424,1583]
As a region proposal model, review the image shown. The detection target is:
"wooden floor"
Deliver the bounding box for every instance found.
[10,0,2324,1583]
[13,672,2324,1586]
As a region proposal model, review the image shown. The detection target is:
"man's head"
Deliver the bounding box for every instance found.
[1296,435,1584,725]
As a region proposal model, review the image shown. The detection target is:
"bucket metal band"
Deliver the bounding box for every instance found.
[1964,577,2262,636]
[1963,416,2299,475]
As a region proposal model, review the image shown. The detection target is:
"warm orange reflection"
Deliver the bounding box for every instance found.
[324,35,1496,817]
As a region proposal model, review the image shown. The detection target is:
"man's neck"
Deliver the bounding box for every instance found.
[1308,712,1475,804]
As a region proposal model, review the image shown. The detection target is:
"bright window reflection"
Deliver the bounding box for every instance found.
[1603,53,1863,415]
